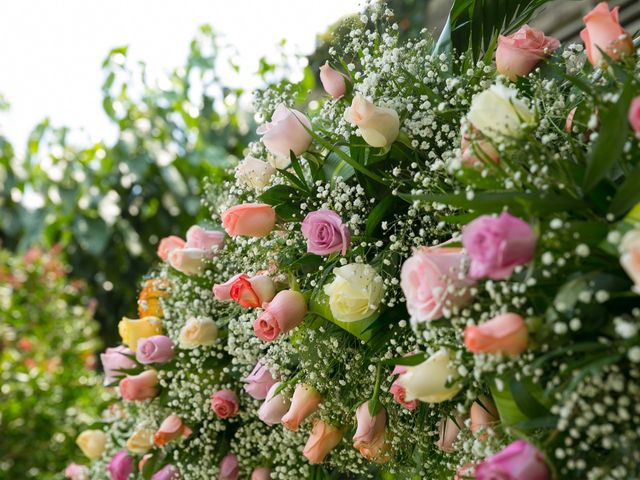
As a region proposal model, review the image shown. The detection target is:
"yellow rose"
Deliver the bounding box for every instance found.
[323,264,383,322]
[126,426,155,454]
[118,316,163,353]
[76,429,107,460]
[344,94,400,148]
[398,349,462,403]
[178,317,218,349]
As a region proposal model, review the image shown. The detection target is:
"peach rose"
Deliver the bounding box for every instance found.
[154,414,192,446]
[580,2,633,67]
[126,426,155,454]
[302,420,343,464]
[353,403,387,462]
[221,204,277,237]
[471,395,499,438]
[281,384,322,431]
[436,416,462,453]
[157,235,185,261]
[178,317,218,349]
[464,313,529,356]
[344,94,399,148]
[257,103,312,159]
[461,125,500,167]
[119,369,159,401]
[496,25,560,80]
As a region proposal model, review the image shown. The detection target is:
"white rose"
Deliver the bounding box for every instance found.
[344,94,400,148]
[126,426,155,454]
[467,84,535,139]
[179,317,218,348]
[323,263,383,322]
[398,349,462,403]
[76,429,107,460]
[168,248,208,276]
[257,103,312,160]
[620,229,640,293]
[236,156,276,190]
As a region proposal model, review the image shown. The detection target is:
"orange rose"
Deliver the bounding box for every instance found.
[580,2,633,67]
[464,313,529,356]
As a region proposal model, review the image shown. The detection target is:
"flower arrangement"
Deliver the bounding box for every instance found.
[73,1,640,479]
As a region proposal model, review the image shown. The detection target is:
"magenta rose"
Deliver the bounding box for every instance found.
[210,389,239,418]
[629,96,640,135]
[475,440,549,480]
[300,209,350,256]
[107,450,134,480]
[243,362,277,400]
[151,464,180,480]
[136,335,174,364]
[462,212,536,280]
[100,346,136,386]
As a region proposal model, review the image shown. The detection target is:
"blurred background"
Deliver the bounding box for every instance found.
[0,0,638,478]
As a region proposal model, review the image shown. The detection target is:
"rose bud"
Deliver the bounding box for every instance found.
[118,316,162,353]
[257,103,312,160]
[629,97,640,136]
[319,62,347,99]
[243,362,277,400]
[236,156,276,190]
[437,416,462,453]
[400,247,474,324]
[157,235,185,261]
[101,346,136,386]
[397,349,461,403]
[303,420,343,464]
[301,209,350,256]
[464,313,529,356]
[107,451,134,480]
[254,290,307,342]
[258,382,291,426]
[471,396,500,437]
[462,212,536,280]
[353,403,387,462]
[151,464,180,480]
[168,248,208,276]
[119,369,159,401]
[496,25,560,80]
[136,335,174,364]
[185,225,225,252]
[219,453,239,480]
[64,464,89,480]
[281,384,322,431]
[76,429,107,460]
[221,203,277,237]
[581,2,633,67]
[251,467,272,480]
[178,317,218,349]
[210,389,240,419]
[475,440,549,480]
[126,426,155,454]
[344,94,399,148]
[154,414,192,446]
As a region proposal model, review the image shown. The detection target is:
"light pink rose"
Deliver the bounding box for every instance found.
[119,369,159,401]
[258,382,291,426]
[580,2,633,67]
[136,335,174,364]
[100,345,136,386]
[64,464,89,480]
[221,204,277,237]
[464,313,529,356]
[157,236,185,262]
[319,62,347,99]
[154,414,192,447]
[436,416,461,453]
[210,389,239,419]
[475,440,549,480]
[254,290,307,342]
[185,225,225,251]
[353,403,387,461]
[243,362,277,400]
[281,384,322,431]
[400,247,474,323]
[303,421,343,465]
[251,467,271,480]
[629,97,640,135]
[496,25,560,80]
[257,103,312,158]
[219,453,239,480]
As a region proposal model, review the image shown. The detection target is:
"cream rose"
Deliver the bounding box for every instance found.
[323,263,383,322]
[126,426,155,454]
[236,155,276,190]
[467,84,535,140]
[76,429,107,460]
[178,317,218,348]
[397,349,461,403]
[344,94,400,148]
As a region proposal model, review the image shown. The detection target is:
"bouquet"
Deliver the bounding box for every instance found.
[71,1,640,479]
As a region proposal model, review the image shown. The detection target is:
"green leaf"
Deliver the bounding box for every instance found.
[365,196,397,238]
[381,353,427,367]
[259,185,299,206]
[609,161,640,216]
[490,382,528,426]
[508,376,551,419]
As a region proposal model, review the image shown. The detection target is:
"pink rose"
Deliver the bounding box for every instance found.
[258,382,291,426]
[389,380,419,410]
[100,345,136,386]
[300,209,350,256]
[243,362,277,400]
[107,450,134,480]
[400,247,474,323]
[475,440,549,480]
[464,313,529,356]
[461,126,500,167]
[157,236,185,261]
[436,416,462,453]
[257,103,312,158]
[219,453,239,480]
[221,204,277,237]
[151,464,180,480]
[214,273,275,307]
[154,414,192,447]
[462,212,536,280]
[580,2,633,67]
[303,421,343,465]
[629,97,640,135]
[210,389,239,418]
[251,467,272,480]
[319,62,347,99]
[119,369,159,401]
[254,290,307,342]
[496,25,560,80]
[185,225,225,251]
[281,384,322,431]
[64,464,89,480]
[136,335,174,364]
[353,403,387,461]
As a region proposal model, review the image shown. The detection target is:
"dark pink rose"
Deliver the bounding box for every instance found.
[107,450,134,480]
[210,389,239,418]
[475,440,549,480]
[629,96,640,135]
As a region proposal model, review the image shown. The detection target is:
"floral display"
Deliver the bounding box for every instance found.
[72,1,640,479]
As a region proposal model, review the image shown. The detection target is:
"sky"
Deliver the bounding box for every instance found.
[0,0,361,152]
